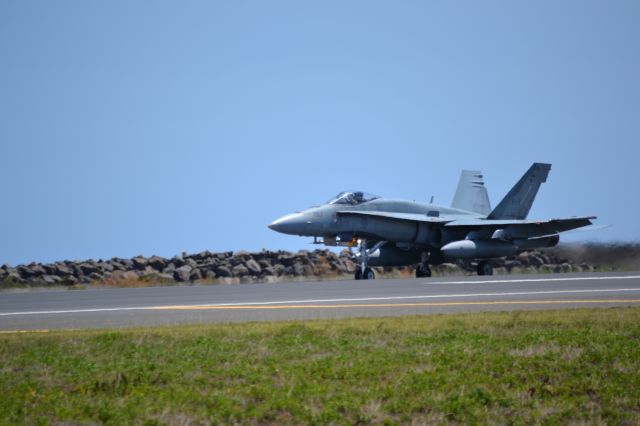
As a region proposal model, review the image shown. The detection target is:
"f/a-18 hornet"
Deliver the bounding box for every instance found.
[269,163,596,280]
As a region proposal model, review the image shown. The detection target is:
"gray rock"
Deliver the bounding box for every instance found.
[277,254,294,267]
[174,265,193,282]
[232,264,249,277]
[272,264,286,276]
[98,262,114,272]
[17,266,36,279]
[293,262,305,276]
[141,266,157,276]
[64,275,79,285]
[89,272,105,281]
[262,266,275,276]
[196,259,219,271]
[245,259,262,275]
[55,263,73,276]
[215,266,231,277]
[42,264,58,275]
[29,264,47,276]
[170,257,186,268]
[162,263,176,274]
[109,261,126,271]
[234,250,252,259]
[148,256,167,271]
[229,256,243,267]
[7,272,26,283]
[132,256,148,270]
[516,252,531,267]
[119,259,134,269]
[303,264,315,276]
[189,269,203,281]
[79,263,100,275]
[190,251,213,262]
[258,259,271,269]
[41,275,63,285]
[529,256,545,267]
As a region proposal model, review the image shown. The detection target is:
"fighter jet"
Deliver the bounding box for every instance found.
[268,163,596,280]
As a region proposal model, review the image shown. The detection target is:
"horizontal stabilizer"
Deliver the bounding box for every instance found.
[446,216,596,239]
[445,216,596,229]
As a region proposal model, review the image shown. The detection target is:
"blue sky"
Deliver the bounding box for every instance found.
[1,1,639,265]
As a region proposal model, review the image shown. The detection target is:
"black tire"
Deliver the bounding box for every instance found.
[363,267,375,280]
[416,264,432,278]
[423,265,432,278]
[477,261,493,276]
[354,267,362,280]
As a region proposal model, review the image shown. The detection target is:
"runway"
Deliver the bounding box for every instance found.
[1,272,639,331]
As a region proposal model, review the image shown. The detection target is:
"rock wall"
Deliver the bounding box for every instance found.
[0,248,598,288]
[0,250,358,287]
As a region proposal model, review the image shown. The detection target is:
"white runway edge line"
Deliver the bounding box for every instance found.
[426,275,640,285]
[1,286,640,317]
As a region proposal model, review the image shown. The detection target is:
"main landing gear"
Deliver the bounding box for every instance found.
[415,264,432,278]
[477,260,494,276]
[415,251,432,278]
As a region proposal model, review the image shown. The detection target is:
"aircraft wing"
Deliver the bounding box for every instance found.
[445,216,597,238]
[336,210,452,224]
[337,210,595,239]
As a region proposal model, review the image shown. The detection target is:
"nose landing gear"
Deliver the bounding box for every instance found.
[354,238,376,280]
[355,266,375,280]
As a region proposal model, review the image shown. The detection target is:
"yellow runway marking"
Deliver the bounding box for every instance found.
[0,329,50,334]
[148,299,640,311]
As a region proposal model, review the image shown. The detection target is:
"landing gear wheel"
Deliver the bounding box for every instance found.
[354,238,376,280]
[477,261,493,276]
[416,264,432,278]
[354,267,362,280]
[362,267,375,280]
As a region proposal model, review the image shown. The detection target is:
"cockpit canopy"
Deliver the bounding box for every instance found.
[326,191,380,205]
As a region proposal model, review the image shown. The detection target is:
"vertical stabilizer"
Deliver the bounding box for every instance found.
[487,163,551,220]
[451,170,492,215]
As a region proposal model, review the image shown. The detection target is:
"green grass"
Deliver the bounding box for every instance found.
[1,308,640,425]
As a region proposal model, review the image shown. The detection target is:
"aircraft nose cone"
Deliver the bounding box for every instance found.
[268,213,307,235]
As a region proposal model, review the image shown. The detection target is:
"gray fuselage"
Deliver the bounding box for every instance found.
[269,198,481,249]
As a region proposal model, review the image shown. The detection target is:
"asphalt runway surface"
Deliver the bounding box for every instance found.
[1,272,640,331]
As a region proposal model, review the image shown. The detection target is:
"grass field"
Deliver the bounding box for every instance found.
[1,308,639,425]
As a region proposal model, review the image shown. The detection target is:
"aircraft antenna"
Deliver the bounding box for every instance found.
[429,195,434,204]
